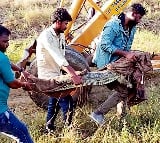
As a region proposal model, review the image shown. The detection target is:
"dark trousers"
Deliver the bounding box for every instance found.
[0,110,33,143]
[46,95,74,126]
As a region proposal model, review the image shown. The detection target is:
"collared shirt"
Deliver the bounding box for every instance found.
[93,16,136,68]
[36,25,69,80]
[0,51,14,114]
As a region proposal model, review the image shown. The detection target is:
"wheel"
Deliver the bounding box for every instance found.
[27,47,90,110]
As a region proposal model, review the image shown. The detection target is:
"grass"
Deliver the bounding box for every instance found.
[0,0,160,143]
[132,30,160,53]
[1,75,159,143]
[6,38,35,63]
[1,85,159,143]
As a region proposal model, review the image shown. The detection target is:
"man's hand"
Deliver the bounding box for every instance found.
[71,75,82,85]
[125,52,137,62]
[62,65,83,85]
[21,82,35,91]
[114,50,137,62]
[21,71,31,79]
[75,69,88,76]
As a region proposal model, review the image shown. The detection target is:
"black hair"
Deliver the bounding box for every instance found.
[118,12,133,36]
[0,25,11,36]
[51,8,72,23]
[118,3,146,35]
[118,13,125,26]
[130,3,147,16]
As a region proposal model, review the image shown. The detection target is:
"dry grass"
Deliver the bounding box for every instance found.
[24,7,51,27]
[132,30,160,53]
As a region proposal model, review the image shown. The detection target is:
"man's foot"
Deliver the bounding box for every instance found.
[89,112,105,125]
[45,124,56,133]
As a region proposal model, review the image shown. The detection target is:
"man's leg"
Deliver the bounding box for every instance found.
[94,91,121,115]
[59,95,74,126]
[67,95,74,126]
[90,81,129,124]
[46,97,60,131]
[0,110,33,143]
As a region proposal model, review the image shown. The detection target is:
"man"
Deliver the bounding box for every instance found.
[90,3,147,125]
[36,8,82,132]
[0,25,34,142]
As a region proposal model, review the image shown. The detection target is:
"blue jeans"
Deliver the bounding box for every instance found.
[0,110,33,143]
[46,95,74,126]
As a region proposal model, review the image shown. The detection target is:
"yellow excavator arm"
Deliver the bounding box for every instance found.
[64,0,132,52]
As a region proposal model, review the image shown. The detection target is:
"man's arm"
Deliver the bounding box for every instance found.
[17,40,36,69]
[113,49,136,61]
[11,63,30,79]
[11,63,23,72]
[1,60,33,90]
[62,65,82,85]
[41,32,82,85]
[7,79,32,90]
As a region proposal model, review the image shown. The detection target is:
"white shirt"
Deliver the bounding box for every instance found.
[36,25,69,80]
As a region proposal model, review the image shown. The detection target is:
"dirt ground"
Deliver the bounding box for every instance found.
[9,89,31,105]
[8,88,39,115]
[9,88,32,104]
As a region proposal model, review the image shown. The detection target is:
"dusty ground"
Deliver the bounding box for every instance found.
[8,88,39,117]
[9,89,31,105]
[9,88,33,106]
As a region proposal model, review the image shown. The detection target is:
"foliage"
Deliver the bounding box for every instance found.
[132,30,160,53]
[6,38,35,63]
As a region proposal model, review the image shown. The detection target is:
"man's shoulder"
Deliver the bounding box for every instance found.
[0,52,8,61]
[39,27,50,36]
[107,16,120,26]
[37,27,52,41]
[39,25,57,38]
[0,53,10,70]
[103,16,121,32]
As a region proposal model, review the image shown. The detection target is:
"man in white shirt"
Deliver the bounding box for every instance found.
[36,8,82,132]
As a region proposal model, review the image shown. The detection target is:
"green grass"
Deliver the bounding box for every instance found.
[1,85,159,143]
[6,38,35,63]
[132,30,160,53]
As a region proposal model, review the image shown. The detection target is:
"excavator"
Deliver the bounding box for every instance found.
[64,0,131,52]
[18,0,132,68]
[17,0,159,109]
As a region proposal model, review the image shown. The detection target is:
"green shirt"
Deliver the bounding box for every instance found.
[0,51,14,114]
